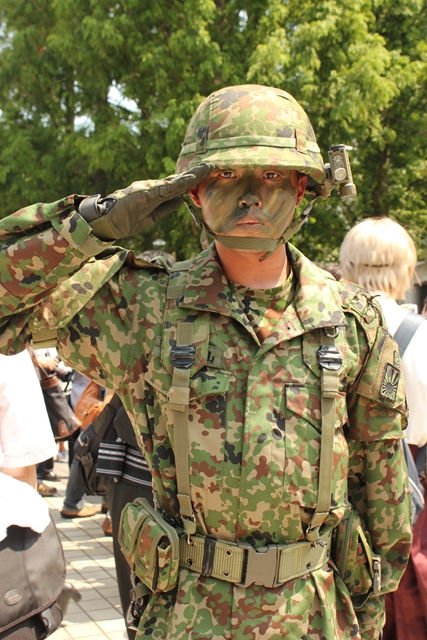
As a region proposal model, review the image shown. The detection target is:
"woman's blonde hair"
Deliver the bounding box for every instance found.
[339,216,417,300]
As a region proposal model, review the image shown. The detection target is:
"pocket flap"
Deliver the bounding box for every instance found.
[118,499,151,563]
[146,367,232,399]
[190,369,232,398]
[285,384,347,432]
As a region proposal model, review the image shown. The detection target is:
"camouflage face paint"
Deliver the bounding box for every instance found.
[197,167,299,241]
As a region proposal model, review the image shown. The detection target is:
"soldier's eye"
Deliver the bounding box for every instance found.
[218,170,237,180]
[264,171,281,180]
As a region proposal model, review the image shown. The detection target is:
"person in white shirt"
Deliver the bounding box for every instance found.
[339,215,427,640]
[32,347,74,486]
[0,349,62,638]
[0,349,58,538]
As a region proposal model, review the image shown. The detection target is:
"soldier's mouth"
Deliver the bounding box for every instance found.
[236,218,264,226]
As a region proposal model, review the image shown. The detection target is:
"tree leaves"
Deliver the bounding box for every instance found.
[0,0,425,259]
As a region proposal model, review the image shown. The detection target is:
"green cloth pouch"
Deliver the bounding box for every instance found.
[118,497,180,593]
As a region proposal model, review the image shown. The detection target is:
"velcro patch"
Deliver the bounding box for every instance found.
[379,363,400,403]
[355,326,405,409]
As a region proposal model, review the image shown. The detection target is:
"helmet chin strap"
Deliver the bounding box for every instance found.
[184,197,318,261]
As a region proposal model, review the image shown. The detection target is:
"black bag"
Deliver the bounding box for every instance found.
[74,394,124,495]
[40,376,80,441]
[28,348,79,442]
[0,518,66,639]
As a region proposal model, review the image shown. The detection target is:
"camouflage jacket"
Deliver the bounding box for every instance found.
[0,197,412,640]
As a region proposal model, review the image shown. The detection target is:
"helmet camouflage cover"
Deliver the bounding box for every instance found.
[176,84,325,184]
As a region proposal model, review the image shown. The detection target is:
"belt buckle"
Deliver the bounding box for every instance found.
[238,544,279,588]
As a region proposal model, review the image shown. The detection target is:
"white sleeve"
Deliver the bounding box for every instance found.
[402,322,427,447]
[0,350,57,468]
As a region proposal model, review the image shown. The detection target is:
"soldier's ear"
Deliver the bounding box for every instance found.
[188,187,202,208]
[296,174,307,204]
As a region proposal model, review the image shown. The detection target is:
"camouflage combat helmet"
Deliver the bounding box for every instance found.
[177,84,355,254]
[176,84,326,185]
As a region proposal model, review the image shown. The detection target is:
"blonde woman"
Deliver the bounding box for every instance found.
[340,216,427,640]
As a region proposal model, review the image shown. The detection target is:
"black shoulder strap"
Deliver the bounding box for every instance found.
[393,313,424,356]
[74,393,123,457]
[92,393,123,430]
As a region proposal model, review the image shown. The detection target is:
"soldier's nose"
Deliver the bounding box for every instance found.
[239,192,262,208]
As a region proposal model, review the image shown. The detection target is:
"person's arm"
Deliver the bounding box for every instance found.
[346,320,412,639]
[0,350,57,486]
[0,464,36,488]
[0,196,113,354]
[402,323,427,447]
[0,166,211,357]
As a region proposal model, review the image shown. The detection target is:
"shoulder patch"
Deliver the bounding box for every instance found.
[379,362,400,403]
[356,326,405,409]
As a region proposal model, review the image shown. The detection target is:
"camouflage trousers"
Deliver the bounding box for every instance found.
[134,568,383,639]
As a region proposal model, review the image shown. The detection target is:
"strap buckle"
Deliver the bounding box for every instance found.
[372,557,382,595]
[317,345,342,371]
[182,514,197,543]
[171,344,196,369]
[238,544,280,588]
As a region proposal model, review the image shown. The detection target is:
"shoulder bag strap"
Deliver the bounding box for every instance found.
[393,313,424,356]
[393,312,426,483]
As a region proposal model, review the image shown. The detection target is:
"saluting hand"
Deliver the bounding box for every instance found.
[78,164,214,241]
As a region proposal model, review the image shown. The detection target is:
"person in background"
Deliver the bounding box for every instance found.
[32,348,74,493]
[59,371,100,518]
[95,396,153,639]
[422,295,427,319]
[0,349,59,637]
[57,440,67,463]
[340,215,427,639]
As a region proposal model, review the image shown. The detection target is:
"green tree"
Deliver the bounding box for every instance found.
[0,0,426,260]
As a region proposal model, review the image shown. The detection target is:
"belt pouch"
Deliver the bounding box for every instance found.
[119,498,180,593]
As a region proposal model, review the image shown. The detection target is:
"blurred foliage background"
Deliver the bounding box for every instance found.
[0,0,426,261]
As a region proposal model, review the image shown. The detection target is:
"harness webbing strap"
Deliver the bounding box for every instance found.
[168,321,197,538]
[306,337,342,543]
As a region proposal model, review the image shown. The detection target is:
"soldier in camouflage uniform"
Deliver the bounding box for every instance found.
[0,85,411,639]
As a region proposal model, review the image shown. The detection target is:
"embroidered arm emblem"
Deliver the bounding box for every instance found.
[380,363,400,403]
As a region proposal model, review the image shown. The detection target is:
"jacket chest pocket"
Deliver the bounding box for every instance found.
[284,383,349,510]
[145,363,232,489]
[187,369,232,467]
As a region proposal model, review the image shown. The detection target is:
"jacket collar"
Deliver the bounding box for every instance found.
[178,244,347,343]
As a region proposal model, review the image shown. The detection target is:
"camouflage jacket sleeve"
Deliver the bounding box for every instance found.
[345,296,412,638]
[0,196,112,305]
[0,196,122,354]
